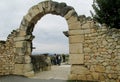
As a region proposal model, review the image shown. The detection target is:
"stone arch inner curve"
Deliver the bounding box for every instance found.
[14,0,79,77]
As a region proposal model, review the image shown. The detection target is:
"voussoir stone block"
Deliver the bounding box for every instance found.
[38,1,51,13]
[21,17,31,27]
[19,24,27,31]
[69,54,84,64]
[24,14,32,23]
[70,43,83,54]
[28,5,40,18]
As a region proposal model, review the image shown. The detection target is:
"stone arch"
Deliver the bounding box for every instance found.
[14,1,80,77]
[19,1,78,35]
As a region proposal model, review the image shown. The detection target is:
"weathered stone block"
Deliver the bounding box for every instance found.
[95,65,105,73]
[24,71,34,77]
[28,5,40,18]
[102,40,108,46]
[21,18,30,27]
[68,74,77,80]
[15,56,24,64]
[24,55,31,64]
[38,2,44,12]
[14,37,26,41]
[26,48,32,55]
[99,74,105,81]
[42,1,50,9]
[82,22,90,29]
[67,16,78,24]
[24,14,32,23]
[90,66,95,72]
[70,43,83,54]
[68,21,81,30]
[77,75,86,80]
[69,35,84,43]
[18,29,27,36]
[84,48,91,53]
[92,72,99,80]
[108,74,112,79]
[17,52,25,56]
[86,75,93,81]
[69,30,84,35]
[69,54,84,64]
[84,29,91,34]
[84,55,91,61]
[71,65,90,74]
[14,64,24,75]
[23,64,33,72]
[15,41,26,47]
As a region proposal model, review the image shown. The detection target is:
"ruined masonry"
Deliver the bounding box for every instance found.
[0,1,120,82]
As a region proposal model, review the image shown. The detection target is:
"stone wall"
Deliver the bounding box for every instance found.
[0,30,16,75]
[69,16,120,82]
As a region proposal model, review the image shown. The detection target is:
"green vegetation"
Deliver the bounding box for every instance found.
[91,0,120,29]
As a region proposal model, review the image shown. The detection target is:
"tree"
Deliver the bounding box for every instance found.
[91,0,120,29]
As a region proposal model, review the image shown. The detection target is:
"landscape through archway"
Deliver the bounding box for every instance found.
[32,14,69,54]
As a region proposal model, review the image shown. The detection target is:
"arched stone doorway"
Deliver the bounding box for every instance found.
[14,0,81,77]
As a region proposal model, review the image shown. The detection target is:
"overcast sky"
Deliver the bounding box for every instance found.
[0,0,93,54]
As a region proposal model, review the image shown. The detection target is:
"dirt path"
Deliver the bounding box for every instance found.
[31,64,71,80]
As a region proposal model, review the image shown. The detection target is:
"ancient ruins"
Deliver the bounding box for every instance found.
[0,1,120,82]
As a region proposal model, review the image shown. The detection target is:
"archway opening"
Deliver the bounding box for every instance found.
[32,14,69,54]
[31,14,70,80]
